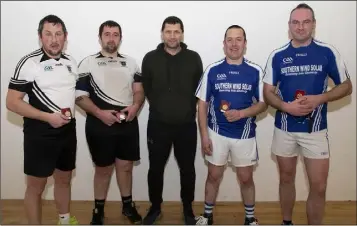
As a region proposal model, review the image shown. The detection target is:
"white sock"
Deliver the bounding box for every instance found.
[59,213,70,224]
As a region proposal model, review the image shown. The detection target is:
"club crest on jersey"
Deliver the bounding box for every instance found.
[120,61,127,67]
[66,65,72,72]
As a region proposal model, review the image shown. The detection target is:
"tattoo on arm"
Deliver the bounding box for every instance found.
[75,96,83,102]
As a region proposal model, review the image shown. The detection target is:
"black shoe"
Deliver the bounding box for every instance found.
[244,217,259,225]
[282,220,294,225]
[90,208,104,225]
[122,202,142,224]
[195,214,213,225]
[183,209,196,225]
[143,206,162,225]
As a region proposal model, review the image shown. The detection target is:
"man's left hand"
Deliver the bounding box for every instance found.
[120,104,140,122]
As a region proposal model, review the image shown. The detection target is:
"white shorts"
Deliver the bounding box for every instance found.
[205,128,258,167]
[271,127,330,159]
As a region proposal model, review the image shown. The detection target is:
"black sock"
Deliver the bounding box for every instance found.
[94,199,105,214]
[122,195,132,209]
[283,220,292,225]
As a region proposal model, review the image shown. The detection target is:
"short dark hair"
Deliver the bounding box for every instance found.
[290,3,316,21]
[38,15,67,36]
[99,20,122,38]
[224,25,247,41]
[161,16,184,32]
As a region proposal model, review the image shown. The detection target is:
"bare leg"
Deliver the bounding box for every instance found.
[276,156,298,222]
[94,165,114,200]
[304,157,329,225]
[205,163,225,205]
[24,175,47,224]
[53,169,73,214]
[115,159,134,197]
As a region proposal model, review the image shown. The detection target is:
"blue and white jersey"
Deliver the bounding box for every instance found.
[263,39,350,133]
[196,58,264,139]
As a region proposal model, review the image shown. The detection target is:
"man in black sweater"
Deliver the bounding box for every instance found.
[141,16,203,225]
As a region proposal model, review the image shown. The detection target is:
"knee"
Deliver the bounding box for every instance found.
[95,165,114,178]
[310,181,327,195]
[116,161,133,173]
[26,177,47,196]
[237,172,253,186]
[279,170,295,184]
[207,170,223,185]
[54,171,72,187]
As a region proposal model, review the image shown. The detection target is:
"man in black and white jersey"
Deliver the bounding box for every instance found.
[6,15,79,225]
[75,20,144,225]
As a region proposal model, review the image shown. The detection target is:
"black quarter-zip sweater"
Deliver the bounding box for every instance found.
[141,42,203,124]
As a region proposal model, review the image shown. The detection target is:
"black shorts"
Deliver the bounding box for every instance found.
[86,116,140,167]
[24,124,77,178]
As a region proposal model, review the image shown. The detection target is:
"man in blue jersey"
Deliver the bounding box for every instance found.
[195,25,267,225]
[263,3,352,225]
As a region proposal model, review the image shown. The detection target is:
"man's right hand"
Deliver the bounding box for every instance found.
[201,136,213,156]
[46,112,70,128]
[96,109,121,126]
[282,97,314,117]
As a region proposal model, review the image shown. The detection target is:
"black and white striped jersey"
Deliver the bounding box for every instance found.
[8,48,78,134]
[76,52,141,110]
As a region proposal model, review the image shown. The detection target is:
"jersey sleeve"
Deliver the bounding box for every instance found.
[263,52,280,86]
[76,57,91,98]
[133,60,142,83]
[195,66,212,102]
[326,46,350,85]
[255,67,265,103]
[8,58,36,93]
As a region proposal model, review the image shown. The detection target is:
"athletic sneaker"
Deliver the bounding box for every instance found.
[90,209,104,225]
[244,217,259,225]
[58,216,79,225]
[195,214,213,225]
[122,202,142,224]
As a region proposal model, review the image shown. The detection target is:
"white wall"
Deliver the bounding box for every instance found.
[1,1,356,202]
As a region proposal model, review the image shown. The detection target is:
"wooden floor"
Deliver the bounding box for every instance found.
[1,200,356,225]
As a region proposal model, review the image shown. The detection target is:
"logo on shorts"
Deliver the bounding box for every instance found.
[321,152,328,156]
[147,138,154,144]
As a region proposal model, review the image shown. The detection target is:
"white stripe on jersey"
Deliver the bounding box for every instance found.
[209,96,219,133]
[242,117,252,139]
[195,59,225,101]
[10,78,29,84]
[277,89,288,131]
[312,76,329,132]
[263,43,290,85]
[313,39,350,83]
[13,49,42,80]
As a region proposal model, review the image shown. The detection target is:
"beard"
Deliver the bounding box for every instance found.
[43,45,62,58]
[164,40,180,50]
[104,42,119,54]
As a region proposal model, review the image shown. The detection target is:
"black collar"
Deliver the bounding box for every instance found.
[95,52,125,59]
